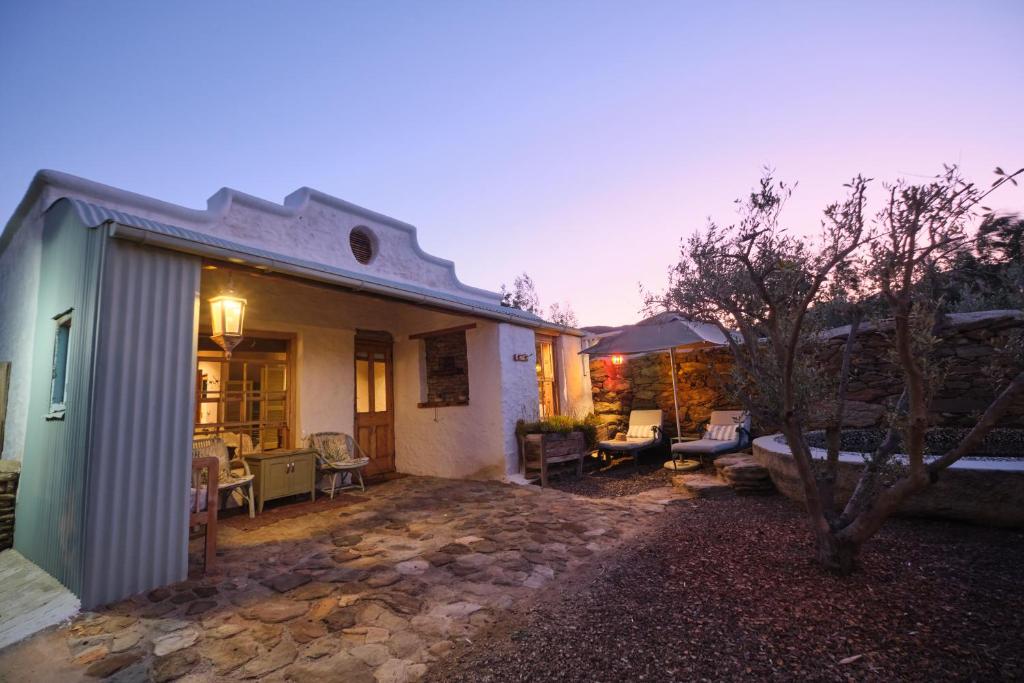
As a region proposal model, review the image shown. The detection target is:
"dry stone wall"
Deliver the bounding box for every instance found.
[589,310,1024,439]
[590,347,736,440]
[819,310,1024,429]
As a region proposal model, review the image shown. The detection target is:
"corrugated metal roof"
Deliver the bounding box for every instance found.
[62,198,559,330]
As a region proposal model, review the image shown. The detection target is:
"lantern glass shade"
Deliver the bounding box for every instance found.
[209,292,247,357]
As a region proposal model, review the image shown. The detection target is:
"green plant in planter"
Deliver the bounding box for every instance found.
[516,414,599,450]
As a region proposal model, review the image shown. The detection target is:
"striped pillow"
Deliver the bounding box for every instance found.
[707,424,736,441]
[627,425,654,439]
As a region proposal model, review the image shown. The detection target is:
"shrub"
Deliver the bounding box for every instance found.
[516,414,599,449]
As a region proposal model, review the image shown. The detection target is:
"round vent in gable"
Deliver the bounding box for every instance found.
[349,227,375,264]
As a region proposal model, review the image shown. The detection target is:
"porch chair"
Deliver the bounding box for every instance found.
[596,409,663,472]
[670,410,751,468]
[192,437,256,518]
[306,432,370,497]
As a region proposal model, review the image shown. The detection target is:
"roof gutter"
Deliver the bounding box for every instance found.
[107,221,582,334]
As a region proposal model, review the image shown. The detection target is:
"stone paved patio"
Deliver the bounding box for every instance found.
[0,476,684,682]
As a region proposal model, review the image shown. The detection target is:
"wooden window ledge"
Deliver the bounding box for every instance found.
[417,400,469,409]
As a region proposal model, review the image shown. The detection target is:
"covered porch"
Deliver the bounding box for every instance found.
[195,262,533,484]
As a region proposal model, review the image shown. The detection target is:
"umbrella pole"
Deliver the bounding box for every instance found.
[669,347,682,448]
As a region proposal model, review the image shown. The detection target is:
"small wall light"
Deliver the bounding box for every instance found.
[209,274,247,359]
[611,354,624,366]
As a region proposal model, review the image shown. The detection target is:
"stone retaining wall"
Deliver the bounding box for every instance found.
[818,310,1024,429]
[753,435,1024,528]
[589,347,736,439]
[589,310,1024,438]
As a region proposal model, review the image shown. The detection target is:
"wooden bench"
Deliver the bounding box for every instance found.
[519,431,587,487]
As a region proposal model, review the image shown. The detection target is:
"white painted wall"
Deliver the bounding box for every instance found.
[0,201,44,460]
[501,324,542,473]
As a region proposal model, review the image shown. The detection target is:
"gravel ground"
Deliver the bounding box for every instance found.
[428,495,1024,682]
[547,455,675,498]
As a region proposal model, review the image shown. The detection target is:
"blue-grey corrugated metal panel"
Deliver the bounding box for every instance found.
[62,198,549,327]
[80,238,200,607]
[14,202,105,595]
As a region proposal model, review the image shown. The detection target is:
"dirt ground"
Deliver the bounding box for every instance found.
[428,494,1024,682]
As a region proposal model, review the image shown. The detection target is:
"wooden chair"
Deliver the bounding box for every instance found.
[307,432,370,497]
[192,437,256,518]
[190,456,218,573]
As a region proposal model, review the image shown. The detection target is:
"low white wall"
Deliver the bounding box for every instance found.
[753,434,1024,527]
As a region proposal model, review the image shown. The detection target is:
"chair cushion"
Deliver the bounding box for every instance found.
[707,424,736,441]
[626,424,656,439]
[599,438,655,452]
[671,438,740,455]
[322,457,370,470]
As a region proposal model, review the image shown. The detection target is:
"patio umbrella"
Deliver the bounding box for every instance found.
[581,313,731,440]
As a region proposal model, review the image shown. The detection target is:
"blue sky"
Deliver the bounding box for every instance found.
[1,1,1021,325]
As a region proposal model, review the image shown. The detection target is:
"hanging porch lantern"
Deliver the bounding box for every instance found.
[209,275,247,359]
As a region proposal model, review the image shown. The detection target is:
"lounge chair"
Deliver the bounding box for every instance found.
[307,432,370,497]
[670,410,751,468]
[192,437,256,518]
[596,409,663,471]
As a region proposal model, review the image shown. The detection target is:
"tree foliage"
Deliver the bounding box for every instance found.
[653,165,1024,572]
[500,271,579,327]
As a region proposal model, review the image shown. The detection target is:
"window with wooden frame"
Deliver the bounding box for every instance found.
[48,310,72,418]
[194,334,293,450]
[535,334,559,418]
[411,324,473,408]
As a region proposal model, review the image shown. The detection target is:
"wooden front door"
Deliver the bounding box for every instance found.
[354,339,395,476]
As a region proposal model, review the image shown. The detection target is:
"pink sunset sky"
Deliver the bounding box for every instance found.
[1,1,1021,327]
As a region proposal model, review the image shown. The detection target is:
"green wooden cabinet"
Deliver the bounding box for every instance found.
[244,449,317,514]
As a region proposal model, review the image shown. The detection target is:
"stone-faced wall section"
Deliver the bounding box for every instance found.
[590,347,736,439]
[820,310,1024,428]
[589,310,1024,438]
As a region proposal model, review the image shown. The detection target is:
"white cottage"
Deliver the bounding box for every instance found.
[0,170,592,607]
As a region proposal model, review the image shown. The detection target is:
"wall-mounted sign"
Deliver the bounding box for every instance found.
[512,353,531,362]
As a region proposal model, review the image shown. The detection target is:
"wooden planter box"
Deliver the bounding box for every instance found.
[519,431,587,487]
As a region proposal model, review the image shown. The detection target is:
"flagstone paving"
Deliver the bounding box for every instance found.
[0,476,685,682]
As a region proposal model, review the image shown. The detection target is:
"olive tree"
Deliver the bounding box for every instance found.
[656,166,1024,572]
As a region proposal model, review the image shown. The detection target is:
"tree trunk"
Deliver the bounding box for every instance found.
[815,529,860,575]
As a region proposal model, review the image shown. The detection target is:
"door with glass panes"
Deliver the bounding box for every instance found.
[354,339,395,476]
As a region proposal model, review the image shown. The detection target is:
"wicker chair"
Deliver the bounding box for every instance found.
[306,432,370,497]
[192,437,256,518]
